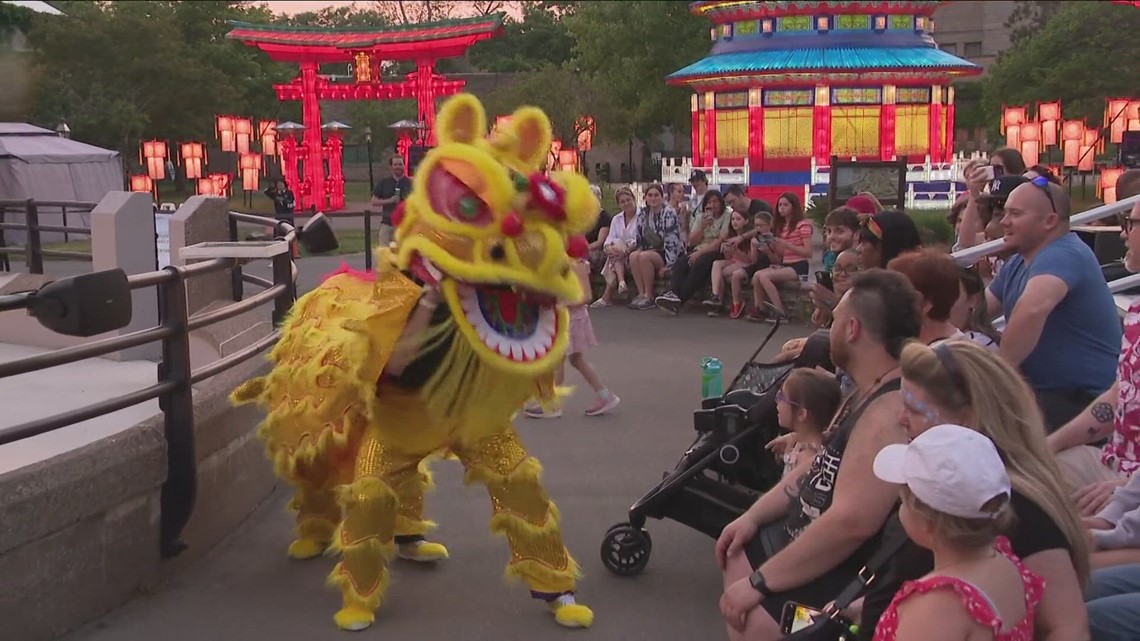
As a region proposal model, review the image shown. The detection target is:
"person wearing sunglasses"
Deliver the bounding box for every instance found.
[982,176,1122,433]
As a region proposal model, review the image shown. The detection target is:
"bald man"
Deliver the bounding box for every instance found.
[984,177,1122,431]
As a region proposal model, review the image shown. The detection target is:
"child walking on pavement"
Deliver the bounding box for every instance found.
[526,258,620,418]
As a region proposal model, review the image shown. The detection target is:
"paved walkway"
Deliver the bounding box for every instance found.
[60,309,809,641]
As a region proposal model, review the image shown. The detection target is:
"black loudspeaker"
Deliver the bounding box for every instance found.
[27,269,133,337]
[408,145,429,173]
[1121,131,1140,169]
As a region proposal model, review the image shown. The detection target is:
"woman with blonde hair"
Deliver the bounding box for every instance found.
[854,339,1091,641]
[591,186,638,307]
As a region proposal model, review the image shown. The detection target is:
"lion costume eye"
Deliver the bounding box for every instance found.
[428,165,492,226]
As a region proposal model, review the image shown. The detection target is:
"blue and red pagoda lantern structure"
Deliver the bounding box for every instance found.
[667,1,981,202]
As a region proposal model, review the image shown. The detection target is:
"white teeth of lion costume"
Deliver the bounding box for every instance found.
[232,93,598,632]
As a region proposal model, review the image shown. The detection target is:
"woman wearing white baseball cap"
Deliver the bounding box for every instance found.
[871,424,1044,641]
[853,340,1090,641]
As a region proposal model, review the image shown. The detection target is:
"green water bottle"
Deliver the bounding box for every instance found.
[701,357,723,399]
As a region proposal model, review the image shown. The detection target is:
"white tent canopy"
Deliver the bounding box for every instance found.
[0,123,123,244]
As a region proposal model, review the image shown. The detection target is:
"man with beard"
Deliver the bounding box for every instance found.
[716,269,920,641]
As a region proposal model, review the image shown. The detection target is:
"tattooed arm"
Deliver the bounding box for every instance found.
[1048,381,1119,454]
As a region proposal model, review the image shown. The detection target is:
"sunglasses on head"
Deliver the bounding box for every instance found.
[1030,175,1058,214]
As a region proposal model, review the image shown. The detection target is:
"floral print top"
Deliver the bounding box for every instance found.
[1104,301,1140,476]
[873,537,1043,641]
[635,205,685,268]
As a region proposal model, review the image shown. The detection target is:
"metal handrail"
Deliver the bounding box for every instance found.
[951,195,1140,266]
[0,198,98,273]
[0,211,299,559]
[951,194,1140,319]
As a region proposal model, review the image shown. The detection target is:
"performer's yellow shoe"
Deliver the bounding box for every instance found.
[548,593,594,629]
[333,604,375,632]
[396,540,449,562]
[286,538,328,560]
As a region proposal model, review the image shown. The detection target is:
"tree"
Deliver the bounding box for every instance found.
[1005,1,1068,45]
[467,3,574,72]
[563,1,707,146]
[24,2,293,162]
[276,6,391,29]
[983,1,1140,131]
[371,1,459,24]
[481,65,596,144]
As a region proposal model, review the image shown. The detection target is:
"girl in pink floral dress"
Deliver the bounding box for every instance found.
[872,424,1045,641]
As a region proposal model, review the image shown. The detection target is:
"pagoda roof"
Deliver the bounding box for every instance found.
[667,45,979,85]
[690,1,942,21]
[227,13,504,62]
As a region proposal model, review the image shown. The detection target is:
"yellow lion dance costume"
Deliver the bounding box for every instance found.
[232,94,597,632]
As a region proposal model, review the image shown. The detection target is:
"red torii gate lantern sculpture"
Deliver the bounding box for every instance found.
[227,14,505,212]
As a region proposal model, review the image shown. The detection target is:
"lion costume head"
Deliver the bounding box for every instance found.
[389,94,599,376]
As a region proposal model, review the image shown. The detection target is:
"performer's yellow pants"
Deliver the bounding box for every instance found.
[291,417,580,612]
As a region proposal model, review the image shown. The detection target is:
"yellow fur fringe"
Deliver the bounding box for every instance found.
[503,557,583,593]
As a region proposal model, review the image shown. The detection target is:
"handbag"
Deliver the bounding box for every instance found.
[781,530,909,641]
[639,211,666,251]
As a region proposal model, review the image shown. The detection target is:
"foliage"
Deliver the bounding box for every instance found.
[563,1,708,144]
[26,1,293,162]
[804,196,830,227]
[0,1,34,37]
[983,1,1140,127]
[951,80,986,132]
[910,210,955,247]
[1004,1,1068,45]
[344,99,419,159]
[275,6,391,28]
[481,65,595,144]
[467,3,574,72]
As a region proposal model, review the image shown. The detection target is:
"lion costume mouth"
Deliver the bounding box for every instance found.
[456,283,558,363]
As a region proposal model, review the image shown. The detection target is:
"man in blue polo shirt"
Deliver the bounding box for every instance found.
[987,176,1122,431]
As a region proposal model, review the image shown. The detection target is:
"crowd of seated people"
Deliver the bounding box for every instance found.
[680,149,1140,640]
[585,169,902,324]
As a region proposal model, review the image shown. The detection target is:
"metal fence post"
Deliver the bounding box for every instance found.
[272,247,296,327]
[364,209,373,271]
[228,216,243,302]
[25,199,44,274]
[156,266,197,558]
[0,205,8,272]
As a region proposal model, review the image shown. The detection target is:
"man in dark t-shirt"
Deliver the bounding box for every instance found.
[371,155,412,246]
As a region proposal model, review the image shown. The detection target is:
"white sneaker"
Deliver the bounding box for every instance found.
[525,406,563,419]
[585,392,620,416]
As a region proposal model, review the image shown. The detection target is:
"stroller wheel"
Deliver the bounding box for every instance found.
[600,524,652,576]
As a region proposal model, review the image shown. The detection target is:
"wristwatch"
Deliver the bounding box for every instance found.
[749,569,773,597]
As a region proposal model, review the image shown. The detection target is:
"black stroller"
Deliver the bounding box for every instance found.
[600,319,833,576]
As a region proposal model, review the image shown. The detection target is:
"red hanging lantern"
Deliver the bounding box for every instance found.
[180,142,205,179]
[575,115,596,152]
[216,115,236,152]
[1001,106,1026,132]
[140,140,167,181]
[129,175,152,193]
[234,118,253,155]
[209,173,230,197]
[259,121,277,156]
[1038,102,1061,122]
[240,153,262,191]
[197,177,216,196]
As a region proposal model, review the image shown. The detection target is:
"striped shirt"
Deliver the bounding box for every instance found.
[778,220,814,264]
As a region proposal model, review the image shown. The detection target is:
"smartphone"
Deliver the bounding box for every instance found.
[981,165,996,181]
[815,270,834,291]
[780,601,824,634]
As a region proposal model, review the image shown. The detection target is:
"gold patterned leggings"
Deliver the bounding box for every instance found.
[309,426,580,612]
